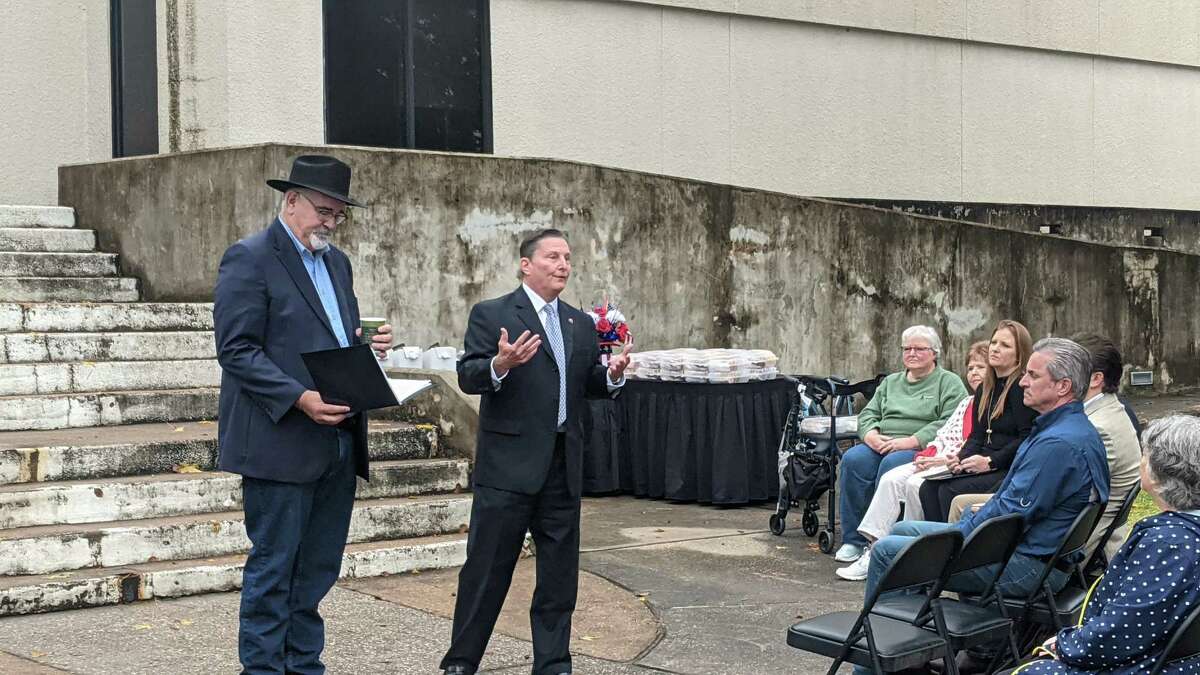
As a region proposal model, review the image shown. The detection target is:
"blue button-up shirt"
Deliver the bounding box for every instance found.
[279,218,354,464]
[279,217,349,347]
[959,400,1109,557]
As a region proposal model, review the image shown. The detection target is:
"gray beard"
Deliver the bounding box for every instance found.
[309,231,332,250]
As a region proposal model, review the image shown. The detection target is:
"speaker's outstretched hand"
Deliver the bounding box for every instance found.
[493,328,541,377]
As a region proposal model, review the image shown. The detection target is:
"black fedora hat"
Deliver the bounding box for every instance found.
[267,155,366,207]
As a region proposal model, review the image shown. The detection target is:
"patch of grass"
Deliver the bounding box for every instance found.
[1129,491,1161,524]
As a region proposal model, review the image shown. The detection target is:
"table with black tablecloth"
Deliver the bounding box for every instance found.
[582,378,794,504]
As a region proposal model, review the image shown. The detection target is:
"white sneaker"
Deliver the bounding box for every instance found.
[833,543,863,562]
[835,550,871,581]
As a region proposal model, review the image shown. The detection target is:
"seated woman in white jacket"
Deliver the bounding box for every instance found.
[836,341,987,581]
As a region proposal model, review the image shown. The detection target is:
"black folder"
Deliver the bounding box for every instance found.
[301,343,432,413]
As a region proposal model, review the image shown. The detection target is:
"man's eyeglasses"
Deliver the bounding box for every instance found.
[901,346,933,354]
[296,191,350,226]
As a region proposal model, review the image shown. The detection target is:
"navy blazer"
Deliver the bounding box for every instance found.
[458,287,612,497]
[213,219,369,483]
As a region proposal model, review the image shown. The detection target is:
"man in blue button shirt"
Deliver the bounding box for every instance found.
[857,338,1109,674]
[214,155,392,675]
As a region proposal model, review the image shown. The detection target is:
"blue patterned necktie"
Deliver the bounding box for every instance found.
[542,304,567,427]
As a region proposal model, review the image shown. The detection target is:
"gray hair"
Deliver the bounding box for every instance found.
[901,325,942,355]
[1031,337,1091,401]
[1143,414,1200,511]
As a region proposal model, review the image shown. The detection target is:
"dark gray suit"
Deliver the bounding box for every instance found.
[441,286,612,675]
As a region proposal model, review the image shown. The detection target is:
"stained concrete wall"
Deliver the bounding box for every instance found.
[59,144,1200,391]
[491,0,1200,210]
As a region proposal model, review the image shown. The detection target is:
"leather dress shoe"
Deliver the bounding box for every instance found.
[443,666,473,675]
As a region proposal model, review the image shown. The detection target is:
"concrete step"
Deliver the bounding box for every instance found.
[0,458,469,529]
[0,277,139,302]
[0,228,96,252]
[0,302,212,333]
[0,359,220,396]
[0,533,467,616]
[0,493,473,575]
[0,206,75,229]
[0,331,215,364]
[0,420,444,484]
[0,387,219,432]
[0,252,117,277]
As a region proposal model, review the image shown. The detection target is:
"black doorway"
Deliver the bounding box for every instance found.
[110,0,159,157]
[323,0,492,153]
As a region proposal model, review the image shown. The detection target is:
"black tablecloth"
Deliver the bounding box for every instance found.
[582,379,795,504]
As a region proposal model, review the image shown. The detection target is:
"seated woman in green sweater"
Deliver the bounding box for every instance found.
[833,325,968,565]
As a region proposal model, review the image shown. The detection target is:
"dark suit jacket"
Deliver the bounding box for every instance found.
[213,219,369,483]
[458,287,612,497]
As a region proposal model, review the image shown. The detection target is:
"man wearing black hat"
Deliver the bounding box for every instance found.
[214,155,391,674]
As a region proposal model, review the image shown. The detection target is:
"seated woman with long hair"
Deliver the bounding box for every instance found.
[918,319,1037,521]
[1007,413,1200,674]
[835,340,988,581]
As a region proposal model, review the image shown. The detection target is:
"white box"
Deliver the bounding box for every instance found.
[389,346,424,369]
[422,346,458,371]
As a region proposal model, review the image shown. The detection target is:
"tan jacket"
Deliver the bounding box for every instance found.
[1084,393,1142,558]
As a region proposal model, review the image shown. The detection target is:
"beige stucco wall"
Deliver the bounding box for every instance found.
[491,0,1200,209]
[0,1,111,206]
[156,0,325,153]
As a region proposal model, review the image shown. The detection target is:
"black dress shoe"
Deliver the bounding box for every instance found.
[443,666,474,675]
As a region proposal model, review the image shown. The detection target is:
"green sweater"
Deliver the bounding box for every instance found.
[857,367,968,446]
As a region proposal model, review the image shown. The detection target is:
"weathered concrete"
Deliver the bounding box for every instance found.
[0,535,467,617]
[0,302,213,333]
[0,331,216,364]
[0,228,95,252]
[0,420,443,485]
[0,360,220,397]
[851,199,1200,257]
[59,144,1200,391]
[0,459,469,529]
[0,388,220,432]
[0,277,139,303]
[0,494,472,576]
[0,206,75,229]
[0,252,117,277]
[385,366,479,457]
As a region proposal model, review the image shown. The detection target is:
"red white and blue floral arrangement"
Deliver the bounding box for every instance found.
[586,297,631,365]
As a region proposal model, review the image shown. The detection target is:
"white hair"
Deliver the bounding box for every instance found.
[901,325,942,355]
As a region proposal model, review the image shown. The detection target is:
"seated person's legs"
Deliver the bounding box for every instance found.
[863,520,957,598]
[948,493,990,524]
[837,443,884,552]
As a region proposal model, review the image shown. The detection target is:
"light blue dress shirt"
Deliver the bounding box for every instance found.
[279,218,354,465]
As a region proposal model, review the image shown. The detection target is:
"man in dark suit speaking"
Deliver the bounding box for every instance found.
[440,229,632,675]
[213,155,392,674]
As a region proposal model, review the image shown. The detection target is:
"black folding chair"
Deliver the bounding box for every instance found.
[786,529,963,674]
[872,514,1026,667]
[1001,502,1104,647]
[1152,603,1200,673]
[1083,484,1141,581]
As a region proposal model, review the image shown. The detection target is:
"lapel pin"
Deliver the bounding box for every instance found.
[568,317,574,324]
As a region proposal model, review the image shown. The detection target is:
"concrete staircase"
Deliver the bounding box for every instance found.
[0,205,472,615]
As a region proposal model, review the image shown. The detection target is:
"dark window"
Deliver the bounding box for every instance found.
[323,0,491,153]
[110,0,159,157]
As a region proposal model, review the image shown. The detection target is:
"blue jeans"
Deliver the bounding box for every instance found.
[838,444,916,547]
[239,448,357,675]
[864,520,1069,602]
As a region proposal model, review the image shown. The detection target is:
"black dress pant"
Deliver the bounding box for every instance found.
[918,470,1005,521]
[441,434,580,675]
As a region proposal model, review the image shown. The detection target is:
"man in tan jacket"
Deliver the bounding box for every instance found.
[947,334,1141,560]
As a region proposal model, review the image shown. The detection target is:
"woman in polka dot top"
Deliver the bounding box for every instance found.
[1012,414,1200,674]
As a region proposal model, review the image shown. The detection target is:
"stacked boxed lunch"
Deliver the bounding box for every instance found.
[627,349,779,383]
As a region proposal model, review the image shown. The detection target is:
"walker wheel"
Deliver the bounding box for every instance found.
[802,510,819,536]
[769,513,786,536]
[818,530,835,554]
